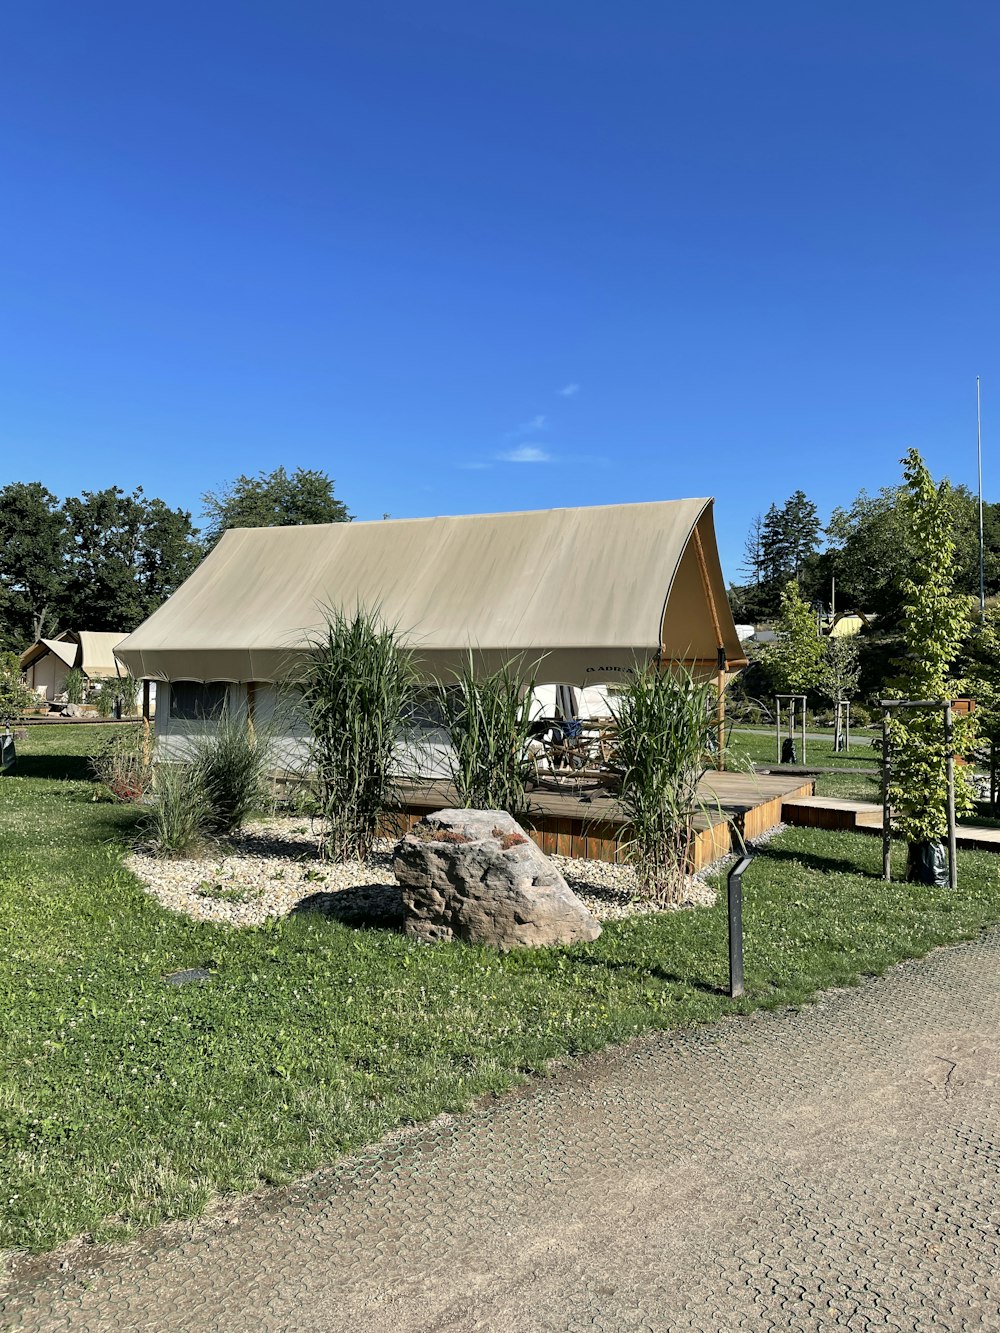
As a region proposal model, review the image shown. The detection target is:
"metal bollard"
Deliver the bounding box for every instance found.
[727,851,754,998]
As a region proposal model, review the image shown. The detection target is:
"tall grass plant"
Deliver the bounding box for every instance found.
[299,607,419,861]
[611,663,719,903]
[190,709,272,835]
[439,655,536,814]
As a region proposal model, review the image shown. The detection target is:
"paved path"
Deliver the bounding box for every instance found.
[5,937,1000,1332]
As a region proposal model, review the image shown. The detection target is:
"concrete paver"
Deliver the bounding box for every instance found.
[3,934,999,1331]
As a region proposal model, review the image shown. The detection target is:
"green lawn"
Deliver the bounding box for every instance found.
[3,725,1000,1253]
[727,727,881,772]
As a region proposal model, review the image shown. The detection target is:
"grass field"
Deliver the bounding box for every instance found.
[3,724,999,1253]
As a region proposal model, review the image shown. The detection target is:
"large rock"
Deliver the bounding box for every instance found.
[393,808,601,949]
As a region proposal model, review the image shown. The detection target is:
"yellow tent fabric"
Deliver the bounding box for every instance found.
[115,499,745,685]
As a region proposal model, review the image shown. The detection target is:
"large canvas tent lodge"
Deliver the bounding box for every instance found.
[115,498,745,761]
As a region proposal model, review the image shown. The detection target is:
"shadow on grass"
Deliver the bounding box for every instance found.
[572,952,725,995]
[291,885,405,932]
[750,840,883,881]
[10,755,95,782]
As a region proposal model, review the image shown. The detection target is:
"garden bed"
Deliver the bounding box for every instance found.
[127,816,715,929]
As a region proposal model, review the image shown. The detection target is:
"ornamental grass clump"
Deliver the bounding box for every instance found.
[438,655,537,815]
[610,663,719,904]
[190,709,272,835]
[299,607,419,861]
[143,760,213,859]
[64,667,87,705]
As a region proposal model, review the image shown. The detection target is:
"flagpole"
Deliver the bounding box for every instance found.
[978,376,985,623]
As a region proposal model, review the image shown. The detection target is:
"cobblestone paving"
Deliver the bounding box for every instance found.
[4,935,1000,1332]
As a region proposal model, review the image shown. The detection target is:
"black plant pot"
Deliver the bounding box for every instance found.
[905,840,949,887]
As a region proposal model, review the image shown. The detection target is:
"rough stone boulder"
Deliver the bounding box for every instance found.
[393,808,602,949]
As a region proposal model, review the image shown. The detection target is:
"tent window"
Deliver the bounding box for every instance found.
[170,682,228,721]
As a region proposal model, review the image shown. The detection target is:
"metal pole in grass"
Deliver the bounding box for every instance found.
[945,701,957,890]
[727,848,754,998]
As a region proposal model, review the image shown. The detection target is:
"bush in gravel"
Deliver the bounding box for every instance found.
[90,722,155,802]
[299,607,419,862]
[610,663,719,904]
[143,760,213,858]
[190,710,273,835]
[437,655,537,815]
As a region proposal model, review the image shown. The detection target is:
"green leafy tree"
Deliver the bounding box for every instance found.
[762,580,824,697]
[817,635,861,706]
[886,450,976,853]
[0,651,35,720]
[0,482,68,648]
[201,466,351,549]
[63,487,201,631]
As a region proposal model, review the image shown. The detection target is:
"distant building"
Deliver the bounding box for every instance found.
[19,631,130,703]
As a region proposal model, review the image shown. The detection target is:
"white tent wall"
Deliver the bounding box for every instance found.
[154,681,452,782]
[25,654,70,703]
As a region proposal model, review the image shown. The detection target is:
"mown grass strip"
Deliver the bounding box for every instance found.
[2,726,999,1252]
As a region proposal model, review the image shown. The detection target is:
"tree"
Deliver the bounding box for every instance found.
[886,450,975,869]
[760,491,821,586]
[63,487,201,631]
[0,482,68,648]
[817,635,861,706]
[0,650,35,721]
[762,580,824,697]
[201,466,351,549]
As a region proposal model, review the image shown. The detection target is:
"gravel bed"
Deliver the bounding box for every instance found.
[127,815,715,930]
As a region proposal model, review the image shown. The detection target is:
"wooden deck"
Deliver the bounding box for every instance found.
[782,795,1000,853]
[385,770,815,871]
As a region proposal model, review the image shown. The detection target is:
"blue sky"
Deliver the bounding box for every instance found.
[2,2,998,580]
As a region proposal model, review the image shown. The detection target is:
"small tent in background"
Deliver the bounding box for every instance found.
[19,631,131,704]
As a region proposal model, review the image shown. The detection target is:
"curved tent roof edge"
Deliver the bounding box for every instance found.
[114,499,745,685]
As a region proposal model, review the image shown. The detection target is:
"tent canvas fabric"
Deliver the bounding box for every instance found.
[114,499,745,686]
[19,631,129,677]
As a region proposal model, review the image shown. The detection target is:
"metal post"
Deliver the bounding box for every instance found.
[142,680,151,722]
[727,852,753,998]
[882,709,891,881]
[778,698,789,762]
[845,700,850,753]
[991,740,997,815]
[716,647,726,773]
[945,702,957,890]
[800,695,807,767]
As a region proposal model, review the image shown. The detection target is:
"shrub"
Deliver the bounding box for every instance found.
[437,655,537,815]
[90,723,155,802]
[298,607,419,861]
[886,450,976,853]
[610,663,719,903]
[143,761,212,858]
[0,652,34,723]
[190,710,272,835]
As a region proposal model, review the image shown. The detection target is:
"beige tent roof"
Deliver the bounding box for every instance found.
[19,632,130,677]
[114,499,746,685]
[20,638,78,670]
[75,632,130,677]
